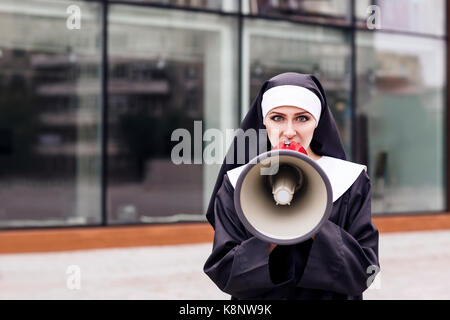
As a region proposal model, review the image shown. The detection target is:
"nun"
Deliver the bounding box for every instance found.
[203,72,380,300]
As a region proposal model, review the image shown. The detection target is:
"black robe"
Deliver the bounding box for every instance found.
[203,72,379,300]
[203,169,379,300]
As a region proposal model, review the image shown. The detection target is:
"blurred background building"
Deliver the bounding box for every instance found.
[0,0,448,252]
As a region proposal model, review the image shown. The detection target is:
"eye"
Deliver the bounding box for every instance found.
[297,115,309,122]
[270,115,284,122]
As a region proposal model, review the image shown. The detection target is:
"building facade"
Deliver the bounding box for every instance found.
[0,0,448,251]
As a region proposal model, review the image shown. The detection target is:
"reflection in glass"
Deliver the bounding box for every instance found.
[0,0,102,227]
[244,0,350,25]
[354,0,372,27]
[118,0,238,12]
[356,32,446,214]
[245,19,352,157]
[108,5,238,224]
[355,0,445,36]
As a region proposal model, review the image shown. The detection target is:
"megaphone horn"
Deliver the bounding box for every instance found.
[234,143,332,245]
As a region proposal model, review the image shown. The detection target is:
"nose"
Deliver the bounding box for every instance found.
[283,121,296,138]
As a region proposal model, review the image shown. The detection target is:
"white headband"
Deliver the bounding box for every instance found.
[261,85,322,127]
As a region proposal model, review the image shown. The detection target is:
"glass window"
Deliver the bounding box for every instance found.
[356,32,446,214]
[243,0,351,26]
[354,0,373,22]
[115,0,239,13]
[108,5,239,224]
[355,0,446,36]
[243,18,353,157]
[0,0,103,228]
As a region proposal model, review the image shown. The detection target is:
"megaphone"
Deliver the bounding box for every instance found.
[233,142,332,245]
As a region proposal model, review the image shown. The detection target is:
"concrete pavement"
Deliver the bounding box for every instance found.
[0,229,449,299]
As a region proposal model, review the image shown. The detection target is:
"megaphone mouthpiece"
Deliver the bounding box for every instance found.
[273,188,293,205]
[270,164,302,206]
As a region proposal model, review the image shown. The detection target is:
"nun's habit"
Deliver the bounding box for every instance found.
[203,73,379,300]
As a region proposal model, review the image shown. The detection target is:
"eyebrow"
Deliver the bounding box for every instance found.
[269,111,310,116]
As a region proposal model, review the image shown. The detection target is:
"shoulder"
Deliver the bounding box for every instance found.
[349,169,371,194]
[316,156,367,175]
[223,156,368,202]
[338,165,371,216]
[217,173,236,199]
[225,164,248,190]
[315,156,368,202]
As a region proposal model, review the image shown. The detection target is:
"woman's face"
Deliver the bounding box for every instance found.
[264,105,317,153]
